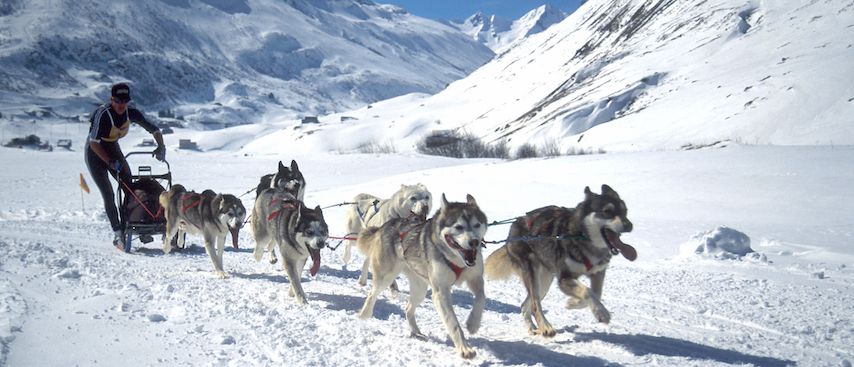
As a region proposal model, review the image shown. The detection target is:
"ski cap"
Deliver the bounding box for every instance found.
[111,83,130,100]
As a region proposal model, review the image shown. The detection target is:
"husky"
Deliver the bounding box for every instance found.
[342,183,432,290]
[484,185,636,337]
[160,184,247,279]
[357,194,487,359]
[256,160,306,201]
[251,187,328,306]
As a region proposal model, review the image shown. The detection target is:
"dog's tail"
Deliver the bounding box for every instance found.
[484,245,515,280]
[356,226,382,255]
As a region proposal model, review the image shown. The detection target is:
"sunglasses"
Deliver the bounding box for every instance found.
[113,97,131,104]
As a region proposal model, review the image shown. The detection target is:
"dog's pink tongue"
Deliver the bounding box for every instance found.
[309,247,321,276]
[605,230,637,261]
[230,228,240,249]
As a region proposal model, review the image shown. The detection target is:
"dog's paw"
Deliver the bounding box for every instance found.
[458,345,477,359]
[592,307,611,324]
[466,318,481,334]
[410,331,427,340]
[216,271,230,279]
[532,326,557,338]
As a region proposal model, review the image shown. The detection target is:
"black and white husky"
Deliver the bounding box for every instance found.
[251,187,328,306]
[256,160,306,201]
[356,194,487,359]
[160,184,247,279]
[485,185,636,337]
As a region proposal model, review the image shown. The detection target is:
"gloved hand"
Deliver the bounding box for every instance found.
[153,145,166,161]
[108,159,123,172]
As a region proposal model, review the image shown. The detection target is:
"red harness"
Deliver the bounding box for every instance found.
[180,194,203,229]
[267,198,297,221]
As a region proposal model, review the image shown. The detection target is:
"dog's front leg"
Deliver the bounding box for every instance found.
[464,275,485,335]
[283,255,308,306]
[431,286,476,359]
[204,234,229,279]
[558,276,610,324]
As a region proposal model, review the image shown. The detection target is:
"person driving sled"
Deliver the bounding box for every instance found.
[85,83,166,248]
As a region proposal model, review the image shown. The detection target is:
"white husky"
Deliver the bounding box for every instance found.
[341,183,432,289]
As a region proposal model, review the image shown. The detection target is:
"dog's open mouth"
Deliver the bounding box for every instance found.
[308,246,321,276]
[444,235,477,267]
[287,188,299,197]
[411,211,427,221]
[229,227,240,250]
[602,228,637,261]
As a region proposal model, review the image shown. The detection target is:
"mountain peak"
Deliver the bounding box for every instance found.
[445,4,569,51]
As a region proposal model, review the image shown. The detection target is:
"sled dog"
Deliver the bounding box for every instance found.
[357,194,486,359]
[484,185,636,337]
[256,160,306,201]
[160,184,247,279]
[342,183,432,289]
[251,188,328,306]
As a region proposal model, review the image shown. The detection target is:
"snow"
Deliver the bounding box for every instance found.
[1,124,853,366]
[1,0,853,365]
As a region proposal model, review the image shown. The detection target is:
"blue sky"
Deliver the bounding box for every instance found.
[382,1,583,21]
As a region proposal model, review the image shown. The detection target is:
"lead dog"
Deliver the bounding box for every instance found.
[342,183,432,291]
[251,187,328,306]
[484,185,636,337]
[160,184,247,279]
[357,194,486,359]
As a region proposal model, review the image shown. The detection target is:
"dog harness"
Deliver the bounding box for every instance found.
[525,209,595,272]
[356,199,381,224]
[267,197,297,221]
[180,191,218,231]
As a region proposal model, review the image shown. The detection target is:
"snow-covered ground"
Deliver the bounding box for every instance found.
[1,124,852,365]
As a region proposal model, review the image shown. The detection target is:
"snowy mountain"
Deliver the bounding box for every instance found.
[298,0,851,153]
[438,5,569,51]
[0,0,494,123]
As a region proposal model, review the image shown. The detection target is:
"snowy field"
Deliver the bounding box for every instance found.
[1,131,852,366]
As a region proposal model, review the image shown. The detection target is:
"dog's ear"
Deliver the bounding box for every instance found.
[466,194,477,206]
[278,161,286,171]
[601,184,619,199]
[211,194,223,215]
[290,159,299,172]
[584,186,593,197]
[441,193,450,210]
[313,205,324,218]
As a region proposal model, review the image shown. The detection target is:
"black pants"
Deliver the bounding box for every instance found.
[85,143,128,232]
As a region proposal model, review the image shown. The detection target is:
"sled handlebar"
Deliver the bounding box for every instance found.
[124,150,171,174]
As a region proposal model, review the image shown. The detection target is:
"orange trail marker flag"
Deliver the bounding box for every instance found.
[79,173,89,213]
[79,173,90,193]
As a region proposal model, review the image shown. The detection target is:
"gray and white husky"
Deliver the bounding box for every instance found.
[485,185,636,337]
[356,194,487,359]
[251,188,328,306]
[342,183,432,291]
[256,160,306,201]
[160,184,247,279]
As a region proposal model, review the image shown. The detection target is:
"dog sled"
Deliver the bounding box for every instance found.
[115,151,173,252]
